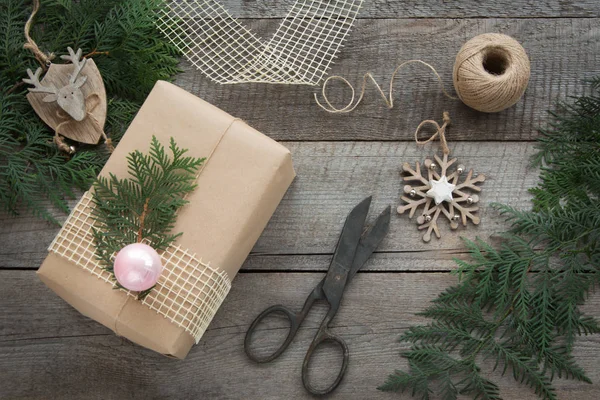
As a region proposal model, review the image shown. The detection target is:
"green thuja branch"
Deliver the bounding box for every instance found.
[91,136,204,298]
[380,78,600,400]
[0,0,181,223]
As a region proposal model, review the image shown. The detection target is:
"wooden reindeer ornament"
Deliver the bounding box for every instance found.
[23,47,111,154]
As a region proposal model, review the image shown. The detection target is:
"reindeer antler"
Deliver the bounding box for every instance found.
[23,68,58,94]
[61,47,87,87]
[23,68,59,103]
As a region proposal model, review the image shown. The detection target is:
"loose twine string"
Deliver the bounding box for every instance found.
[315,60,456,154]
[314,41,529,152]
[24,0,55,67]
[415,111,451,155]
[314,60,458,113]
[315,35,530,115]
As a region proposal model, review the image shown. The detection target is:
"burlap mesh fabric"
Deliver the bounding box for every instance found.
[48,191,231,343]
[157,0,363,84]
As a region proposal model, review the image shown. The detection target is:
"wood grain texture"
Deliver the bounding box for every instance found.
[26,59,106,144]
[175,18,600,141]
[4,4,600,398]
[1,271,599,399]
[0,141,538,270]
[212,0,600,18]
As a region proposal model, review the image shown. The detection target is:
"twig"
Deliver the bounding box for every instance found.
[84,49,110,59]
[465,260,534,362]
[137,198,150,242]
[6,81,25,95]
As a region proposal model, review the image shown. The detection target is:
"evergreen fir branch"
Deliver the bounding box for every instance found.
[417,301,494,336]
[439,370,459,400]
[0,0,181,223]
[486,340,556,400]
[103,98,140,144]
[379,368,432,400]
[382,78,600,399]
[91,136,204,298]
[457,363,501,400]
[400,323,482,353]
[540,346,591,383]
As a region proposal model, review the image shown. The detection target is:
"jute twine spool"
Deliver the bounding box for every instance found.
[453,33,530,113]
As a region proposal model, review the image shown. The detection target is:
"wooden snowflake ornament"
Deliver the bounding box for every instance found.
[398,113,486,242]
[398,153,485,242]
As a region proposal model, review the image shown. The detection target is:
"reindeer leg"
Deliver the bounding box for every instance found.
[101,129,114,153]
[86,111,113,153]
[84,93,113,152]
[54,134,74,154]
[52,111,77,154]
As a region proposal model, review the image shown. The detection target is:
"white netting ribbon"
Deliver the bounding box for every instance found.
[48,191,231,343]
[157,0,363,85]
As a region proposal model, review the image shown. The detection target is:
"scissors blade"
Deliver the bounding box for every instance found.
[347,205,391,284]
[321,196,372,300]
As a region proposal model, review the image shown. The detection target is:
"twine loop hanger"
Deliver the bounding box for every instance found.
[414,112,451,155]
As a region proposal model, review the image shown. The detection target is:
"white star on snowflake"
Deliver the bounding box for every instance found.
[397,153,486,242]
[427,175,456,205]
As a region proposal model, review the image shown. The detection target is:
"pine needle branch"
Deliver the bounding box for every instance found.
[381,78,600,399]
[91,136,204,298]
[0,0,181,223]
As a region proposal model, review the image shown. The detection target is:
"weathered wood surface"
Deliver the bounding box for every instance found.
[0,141,538,270]
[176,18,600,141]
[3,2,600,399]
[213,0,600,18]
[1,271,599,399]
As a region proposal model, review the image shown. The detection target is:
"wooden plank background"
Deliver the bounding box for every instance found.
[1,1,599,399]
[177,18,600,141]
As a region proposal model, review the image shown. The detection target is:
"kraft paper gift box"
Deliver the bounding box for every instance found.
[38,81,295,359]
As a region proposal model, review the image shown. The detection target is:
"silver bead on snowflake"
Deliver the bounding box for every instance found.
[397,153,485,242]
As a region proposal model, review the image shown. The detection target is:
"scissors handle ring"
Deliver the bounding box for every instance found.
[302,331,350,396]
[244,305,300,363]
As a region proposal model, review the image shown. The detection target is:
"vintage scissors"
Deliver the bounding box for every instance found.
[244,197,391,396]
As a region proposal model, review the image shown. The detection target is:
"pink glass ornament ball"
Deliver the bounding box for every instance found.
[113,243,163,292]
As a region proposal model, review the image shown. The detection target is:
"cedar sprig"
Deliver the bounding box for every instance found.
[380,78,600,400]
[0,0,181,223]
[92,136,204,297]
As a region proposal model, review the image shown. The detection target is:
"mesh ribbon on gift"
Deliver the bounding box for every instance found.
[48,191,231,343]
[156,0,363,85]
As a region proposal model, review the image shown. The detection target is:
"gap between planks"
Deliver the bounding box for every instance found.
[194,1,600,19]
[176,18,600,142]
[1,271,599,400]
[0,141,539,271]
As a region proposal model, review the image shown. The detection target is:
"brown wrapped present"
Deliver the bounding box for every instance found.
[37,81,295,359]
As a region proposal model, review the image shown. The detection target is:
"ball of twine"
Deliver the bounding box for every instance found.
[453,33,530,113]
